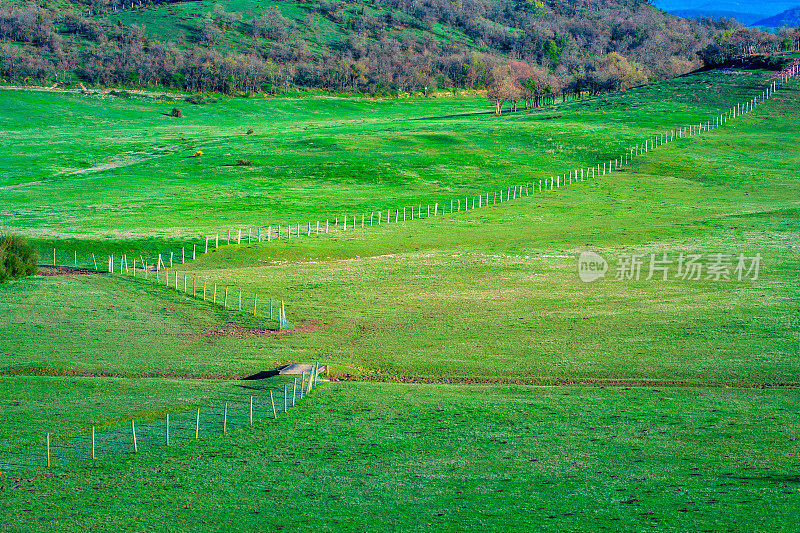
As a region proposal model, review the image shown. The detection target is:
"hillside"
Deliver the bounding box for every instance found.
[0,0,764,95]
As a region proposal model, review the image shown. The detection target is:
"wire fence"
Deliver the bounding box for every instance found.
[0,367,323,472]
[39,251,290,328]
[38,65,799,271]
[197,63,800,248]
[37,67,798,334]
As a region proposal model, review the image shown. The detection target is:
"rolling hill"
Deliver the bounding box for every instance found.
[0,0,747,94]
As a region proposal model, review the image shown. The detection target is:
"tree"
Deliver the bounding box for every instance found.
[0,235,38,282]
[487,68,516,115]
[595,53,649,92]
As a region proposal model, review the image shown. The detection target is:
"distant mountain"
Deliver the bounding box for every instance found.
[670,9,768,25]
[653,0,798,16]
[753,6,800,26]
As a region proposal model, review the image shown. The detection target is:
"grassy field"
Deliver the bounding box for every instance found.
[0,70,772,239]
[5,74,796,384]
[1,67,798,530]
[2,383,799,531]
[0,374,299,455]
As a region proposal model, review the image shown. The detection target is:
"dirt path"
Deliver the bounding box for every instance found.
[38,266,100,276]
[0,181,42,191]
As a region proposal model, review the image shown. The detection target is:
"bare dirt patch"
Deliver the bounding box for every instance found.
[192,322,328,339]
[38,266,99,276]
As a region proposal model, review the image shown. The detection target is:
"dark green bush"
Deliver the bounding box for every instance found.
[0,235,39,283]
[186,94,215,105]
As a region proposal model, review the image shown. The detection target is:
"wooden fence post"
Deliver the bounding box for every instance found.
[293,378,297,407]
[132,420,137,452]
[270,391,277,419]
[250,396,253,425]
[46,433,50,467]
[196,408,200,439]
[224,403,228,433]
[166,414,170,446]
[92,425,95,459]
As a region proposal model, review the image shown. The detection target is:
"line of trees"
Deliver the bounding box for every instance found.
[1,1,798,96]
[486,52,653,113]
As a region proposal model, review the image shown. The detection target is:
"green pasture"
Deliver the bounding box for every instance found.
[0,70,771,239]
[0,374,298,455]
[0,273,288,377]
[1,383,798,531]
[1,74,798,385]
[1,68,798,531]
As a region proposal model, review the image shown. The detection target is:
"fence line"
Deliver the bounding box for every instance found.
[40,64,798,268]
[201,63,798,248]
[0,365,324,472]
[36,62,798,331]
[40,250,291,328]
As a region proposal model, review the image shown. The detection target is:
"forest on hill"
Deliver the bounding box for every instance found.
[0,0,796,96]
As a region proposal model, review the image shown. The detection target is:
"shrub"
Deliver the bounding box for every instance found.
[171,107,184,117]
[236,158,252,166]
[0,235,39,283]
[186,94,214,105]
[247,128,254,135]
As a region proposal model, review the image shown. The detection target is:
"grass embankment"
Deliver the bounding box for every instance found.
[1,383,798,531]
